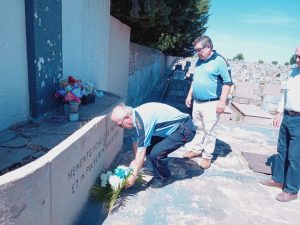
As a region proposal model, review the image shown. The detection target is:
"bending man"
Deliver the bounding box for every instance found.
[110,102,196,188]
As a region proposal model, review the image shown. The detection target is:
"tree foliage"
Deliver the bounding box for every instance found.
[111,0,210,56]
[233,53,244,61]
[290,54,296,65]
[258,60,264,64]
[272,61,278,65]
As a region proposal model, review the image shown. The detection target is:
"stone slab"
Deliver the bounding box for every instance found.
[0,93,120,174]
[0,135,30,148]
[231,102,271,118]
[231,102,272,126]
[0,147,35,171]
[241,152,272,175]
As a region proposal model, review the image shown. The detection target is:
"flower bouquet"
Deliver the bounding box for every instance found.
[90,165,143,212]
[54,76,101,105]
[54,76,84,104]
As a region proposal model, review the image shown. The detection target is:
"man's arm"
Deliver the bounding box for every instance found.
[273,94,284,127]
[216,84,231,114]
[273,112,283,127]
[185,82,193,108]
[129,141,138,168]
[132,141,138,156]
[126,147,146,188]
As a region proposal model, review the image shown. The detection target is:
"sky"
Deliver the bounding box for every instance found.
[205,0,300,64]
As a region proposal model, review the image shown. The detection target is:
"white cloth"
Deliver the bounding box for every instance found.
[184,100,220,159]
[277,66,300,113]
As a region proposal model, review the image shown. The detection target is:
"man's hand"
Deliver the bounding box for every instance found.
[126,148,146,188]
[273,113,282,127]
[125,174,137,188]
[186,95,192,108]
[216,101,226,114]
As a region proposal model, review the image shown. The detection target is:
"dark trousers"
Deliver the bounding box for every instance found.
[272,114,300,194]
[147,118,195,180]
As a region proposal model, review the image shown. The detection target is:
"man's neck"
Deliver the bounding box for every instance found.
[201,50,214,61]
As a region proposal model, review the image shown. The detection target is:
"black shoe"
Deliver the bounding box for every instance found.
[150,177,175,189]
[140,167,153,176]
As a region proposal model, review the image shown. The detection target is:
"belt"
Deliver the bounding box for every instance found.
[194,98,219,103]
[284,110,300,116]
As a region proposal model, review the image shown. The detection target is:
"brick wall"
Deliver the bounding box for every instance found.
[127,43,167,106]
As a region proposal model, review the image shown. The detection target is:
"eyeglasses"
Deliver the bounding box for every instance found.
[194,46,206,53]
[296,54,300,59]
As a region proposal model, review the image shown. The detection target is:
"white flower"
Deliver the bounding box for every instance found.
[106,170,112,177]
[108,175,123,191]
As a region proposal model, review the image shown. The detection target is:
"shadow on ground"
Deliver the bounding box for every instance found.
[212,138,232,161]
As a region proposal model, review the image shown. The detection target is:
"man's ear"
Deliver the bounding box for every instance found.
[126,115,132,122]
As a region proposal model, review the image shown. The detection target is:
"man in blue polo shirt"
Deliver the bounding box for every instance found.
[183,35,233,169]
[110,102,196,188]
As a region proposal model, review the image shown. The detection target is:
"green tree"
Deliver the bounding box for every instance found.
[233,53,244,61]
[272,61,278,65]
[284,62,289,66]
[111,0,210,56]
[290,54,296,65]
[258,60,264,64]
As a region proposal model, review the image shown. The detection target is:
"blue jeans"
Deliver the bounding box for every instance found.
[147,118,196,180]
[272,114,300,194]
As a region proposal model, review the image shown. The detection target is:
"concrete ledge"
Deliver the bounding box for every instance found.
[231,102,272,126]
[0,99,123,225]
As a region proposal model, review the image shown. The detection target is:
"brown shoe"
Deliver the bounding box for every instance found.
[183,150,201,159]
[276,191,297,202]
[199,158,211,169]
[259,179,283,189]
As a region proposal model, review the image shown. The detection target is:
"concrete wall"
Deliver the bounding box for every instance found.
[62,0,110,90]
[0,103,123,225]
[0,1,30,132]
[127,43,167,107]
[165,56,180,75]
[107,16,130,98]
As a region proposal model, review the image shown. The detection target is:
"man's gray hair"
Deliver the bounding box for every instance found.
[193,35,213,49]
[110,103,133,121]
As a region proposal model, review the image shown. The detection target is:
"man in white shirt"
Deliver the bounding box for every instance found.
[260,44,300,202]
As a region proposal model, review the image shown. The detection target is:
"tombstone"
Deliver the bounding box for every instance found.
[263,84,281,97]
[233,82,256,104]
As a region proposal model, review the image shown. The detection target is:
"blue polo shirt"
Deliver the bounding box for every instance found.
[192,51,233,101]
[132,102,193,150]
